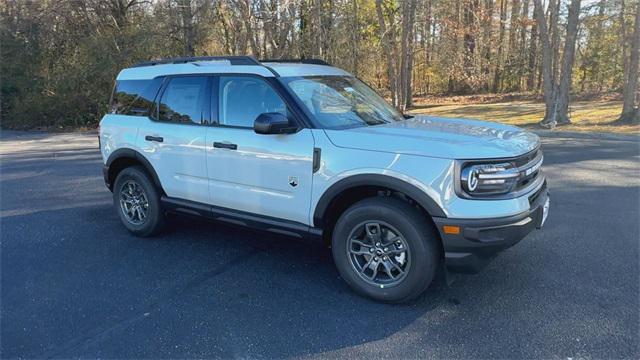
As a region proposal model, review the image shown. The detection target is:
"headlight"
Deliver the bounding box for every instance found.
[460,162,519,196]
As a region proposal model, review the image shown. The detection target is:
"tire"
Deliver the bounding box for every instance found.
[113,165,165,237]
[331,197,440,303]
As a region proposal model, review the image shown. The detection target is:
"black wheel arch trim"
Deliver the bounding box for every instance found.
[313,174,447,227]
[105,148,165,194]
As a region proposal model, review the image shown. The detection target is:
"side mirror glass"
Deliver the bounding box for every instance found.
[254,113,296,134]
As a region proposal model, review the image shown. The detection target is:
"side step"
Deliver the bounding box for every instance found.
[161,196,323,240]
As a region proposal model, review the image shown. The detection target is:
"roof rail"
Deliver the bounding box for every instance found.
[132,55,261,68]
[260,58,332,66]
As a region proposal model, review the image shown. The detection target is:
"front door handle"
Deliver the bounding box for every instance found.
[213,142,237,150]
[145,135,164,143]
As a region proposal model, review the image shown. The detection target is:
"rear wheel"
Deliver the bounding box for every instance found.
[331,197,440,303]
[113,166,165,237]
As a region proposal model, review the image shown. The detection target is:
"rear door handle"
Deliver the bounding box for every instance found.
[145,135,163,143]
[213,142,237,150]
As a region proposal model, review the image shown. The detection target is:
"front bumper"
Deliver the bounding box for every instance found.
[433,183,549,273]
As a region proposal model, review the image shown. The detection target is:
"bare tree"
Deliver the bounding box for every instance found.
[534,0,581,127]
[618,0,640,123]
[527,7,538,90]
[351,0,359,75]
[178,0,195,56]
[552,0,581,125]
[375,0,398,107]
[481,0,494,91]
[399,0,418,110]
[493,0,507,92]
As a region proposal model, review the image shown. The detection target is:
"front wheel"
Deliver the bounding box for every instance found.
[331,197,440,303]
[113,166,165,237]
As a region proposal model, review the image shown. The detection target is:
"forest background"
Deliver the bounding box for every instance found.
[1,0,638,133]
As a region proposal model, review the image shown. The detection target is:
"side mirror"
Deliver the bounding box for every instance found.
[254,113,297,134]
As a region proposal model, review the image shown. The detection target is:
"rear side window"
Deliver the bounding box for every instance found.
[111,78,163,116]
[157,77,208,124]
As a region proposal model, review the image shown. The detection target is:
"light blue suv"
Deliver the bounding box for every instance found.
[100,56,549,302]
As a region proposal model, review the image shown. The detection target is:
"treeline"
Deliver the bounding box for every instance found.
[1,0,638,129]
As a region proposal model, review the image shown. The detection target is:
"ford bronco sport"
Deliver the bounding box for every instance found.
[100,56,549,303]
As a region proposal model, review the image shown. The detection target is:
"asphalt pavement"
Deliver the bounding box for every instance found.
[1,130,638,359]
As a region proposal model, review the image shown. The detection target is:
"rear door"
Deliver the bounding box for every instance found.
[138,75,211,203]
[205,75,315,225]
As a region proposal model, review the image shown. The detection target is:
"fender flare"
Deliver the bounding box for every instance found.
[312,174,447,227]
[105,148,165,194]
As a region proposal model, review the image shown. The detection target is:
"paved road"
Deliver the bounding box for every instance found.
[1,131,638,359]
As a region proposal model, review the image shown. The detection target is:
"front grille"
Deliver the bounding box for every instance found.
[512,148,541,168]
[514,149,543,192]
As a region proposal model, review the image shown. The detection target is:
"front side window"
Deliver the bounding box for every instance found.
[283,76,404,129]
[157,76,207,124]
[218,76,288,128]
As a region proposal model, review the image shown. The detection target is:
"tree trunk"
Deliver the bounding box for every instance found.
[553,0,581,125]
[238,0,260,57]
[618,0,640,123]
[533,0,556,125]
[482,0,494,91]
[527,16,538,90]
[448,0,462,93]
[399,0,417,110]
[591,0,606,91]
[423,0,433,94]
[620,0,630,94]
[549,0,560,88]
[493,0,507,92]
[507,0,521,91]
[375,0,398,107]
[351,0,359,75]
[520,0,530,90]
[179,0,195,56]
[463,0,478,82]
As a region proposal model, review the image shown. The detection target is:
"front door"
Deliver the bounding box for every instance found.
[139,75,211,203]
[205,75,315,225]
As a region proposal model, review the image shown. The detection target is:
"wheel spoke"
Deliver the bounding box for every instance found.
[350,248,372,255]
[389,260,405,275]
[364,261,379,280]
[360,256,374,272]
[351,239,372,248]
[386,248,406,255]
[381,261,397,280]
[383,235,402,246]
[365,223,382,242]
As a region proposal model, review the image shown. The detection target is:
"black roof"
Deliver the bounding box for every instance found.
[131,56,261,67]
[131,56,331,68]
[260,58,331,66]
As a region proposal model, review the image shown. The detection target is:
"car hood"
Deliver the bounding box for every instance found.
[323,116,540,159]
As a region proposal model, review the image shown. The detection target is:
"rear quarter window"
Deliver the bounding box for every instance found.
[110,78,163,116]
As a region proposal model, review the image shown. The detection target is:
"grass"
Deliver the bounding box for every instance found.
[409,100,639,134]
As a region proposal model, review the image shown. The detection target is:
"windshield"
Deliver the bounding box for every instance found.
[282,76,405,129]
